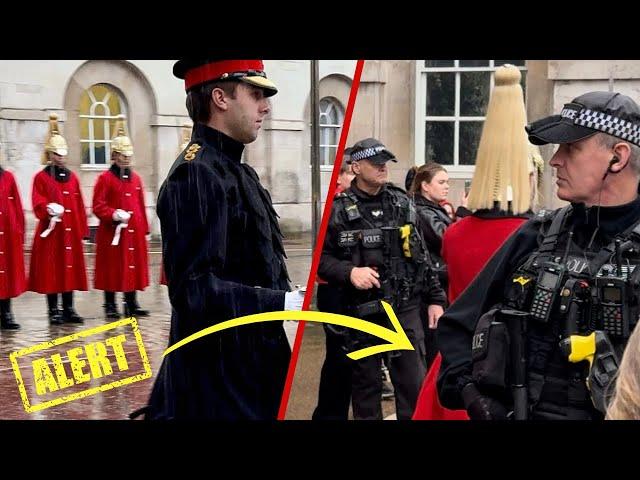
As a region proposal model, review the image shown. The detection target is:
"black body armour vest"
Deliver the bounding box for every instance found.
[505,206,640,419]
[335,186,428,316]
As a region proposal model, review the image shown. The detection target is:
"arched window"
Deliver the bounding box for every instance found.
[319,97,344,166]
[79,84,127,165]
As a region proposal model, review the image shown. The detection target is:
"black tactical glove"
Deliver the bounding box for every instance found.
[462,383,509,420]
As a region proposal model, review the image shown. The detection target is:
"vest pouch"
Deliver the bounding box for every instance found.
[361,228,384,267]
[355,299,384,319]
[505,271,536,311]
[471,308,511,390]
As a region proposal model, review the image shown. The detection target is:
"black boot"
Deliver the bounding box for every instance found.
[103,291,119,319]
[48,308,63,325]
[62,291,84,324]
[47,294,63,325]
[0,299,20,330]
[124,291,149,317]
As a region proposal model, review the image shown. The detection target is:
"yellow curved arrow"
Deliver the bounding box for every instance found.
[162,301,413,361]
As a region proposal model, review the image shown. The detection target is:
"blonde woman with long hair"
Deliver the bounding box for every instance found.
[606,325,640,419]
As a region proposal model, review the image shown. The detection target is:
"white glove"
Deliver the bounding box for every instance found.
[284,288,306,311]
[47,203,64,217]
[112,209,131,222]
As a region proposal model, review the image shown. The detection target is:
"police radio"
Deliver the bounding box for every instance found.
[596,278,629,339]
[529,262,567,323]
[530,233,572,323]
[596,239,630,339]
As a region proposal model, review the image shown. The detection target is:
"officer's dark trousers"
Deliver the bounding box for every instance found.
[351,306,426,420]
[423,326,438,371]
[313,283,352,420]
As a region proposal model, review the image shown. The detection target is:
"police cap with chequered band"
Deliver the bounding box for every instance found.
[348,138,398,164]
[526,91,640,147]
[173,59,277,97]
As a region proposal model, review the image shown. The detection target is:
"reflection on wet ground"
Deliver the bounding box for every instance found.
[0,237,310,419]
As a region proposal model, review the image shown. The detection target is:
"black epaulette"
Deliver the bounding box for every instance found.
[384,183,416,224]
[386,183,409,196]
[334,191,362,222]
[532,207,560,225]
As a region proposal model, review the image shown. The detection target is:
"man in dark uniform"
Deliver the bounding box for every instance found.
[141,60,303,420]
[437,91,640,420]
[319,138,446,420]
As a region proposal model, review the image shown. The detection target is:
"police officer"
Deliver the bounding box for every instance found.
[92,115,150,319]
[319,138,446,420]
[140,60,303,420]
[313,154,355,420]
[437,91,640,420]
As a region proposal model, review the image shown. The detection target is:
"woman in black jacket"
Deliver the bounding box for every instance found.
[410,162,453,368]
[410,163,453,291]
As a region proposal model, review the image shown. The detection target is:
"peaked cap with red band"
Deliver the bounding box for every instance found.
[173,59,278,97]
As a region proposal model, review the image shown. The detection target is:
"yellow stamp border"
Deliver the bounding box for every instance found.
[9,317,152,413]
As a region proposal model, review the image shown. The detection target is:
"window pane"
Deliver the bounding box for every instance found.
[320,127,330,147]
[329,127,339,146]
[94,143,107,164]
[80,118,89,142]
[425,60,454,68]
[459,122,483,165]
[81,143,91,164]
[328,108,338,125]
[321,146,336,166]
[425,121,454,165]
[79,92,92,116]
[91,84,109,100]
[495,60,526,67]
[460,72,490,116]
[426,73,454,116]
[459,60,489,67]
[93,119,107,141]
[319,97,343,128]
[80,83,127,164]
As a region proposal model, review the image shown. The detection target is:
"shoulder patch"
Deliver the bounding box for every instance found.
[184,143,201,161]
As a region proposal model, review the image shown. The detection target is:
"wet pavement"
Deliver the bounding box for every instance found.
[0,236,311,419]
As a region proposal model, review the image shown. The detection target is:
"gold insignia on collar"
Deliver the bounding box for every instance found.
[513,276,531,286]
[184,143,201,161]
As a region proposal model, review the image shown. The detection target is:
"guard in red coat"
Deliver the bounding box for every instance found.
[28,114,88,324]
[92,115,150,318]
[0,166,26,329]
